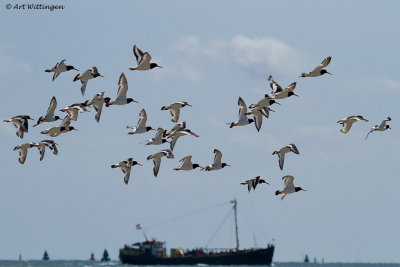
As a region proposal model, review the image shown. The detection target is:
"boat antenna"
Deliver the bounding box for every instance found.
[230,199,240,250]
[205,207,233,248]
[253,231,258,248]
[146,201,231,230]
[136,224,148,241]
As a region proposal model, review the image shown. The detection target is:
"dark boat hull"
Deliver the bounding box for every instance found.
[119,246,274,265]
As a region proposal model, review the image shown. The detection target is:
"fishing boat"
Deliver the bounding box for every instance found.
[119,199,274,265]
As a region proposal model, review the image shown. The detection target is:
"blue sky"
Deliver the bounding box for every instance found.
[1,0,400,262]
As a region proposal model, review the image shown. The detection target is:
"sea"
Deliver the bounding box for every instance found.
[0,261,399,267]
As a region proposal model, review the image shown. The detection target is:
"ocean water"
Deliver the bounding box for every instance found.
[0,261,399,267]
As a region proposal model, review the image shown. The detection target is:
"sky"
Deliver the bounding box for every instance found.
[1,0,400,263]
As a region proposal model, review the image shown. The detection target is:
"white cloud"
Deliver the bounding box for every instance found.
[164,35,314,84]
[154,62,203,84]
[380,77,400,92]
[174,36,226,58]
[230,35,309,76]
[0,44,31,75]
[179,63,203,84]
[171,35,309,78]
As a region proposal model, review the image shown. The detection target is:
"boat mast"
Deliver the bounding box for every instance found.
[231,199,240,250]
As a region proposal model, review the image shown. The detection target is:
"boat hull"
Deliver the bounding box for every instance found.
[119,246,274,265]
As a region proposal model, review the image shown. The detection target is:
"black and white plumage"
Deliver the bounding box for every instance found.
[272,144,300,170]
[104,73,138,107]
[163,121,187,138]
[204,149,230,171]
[147,149,174,177]
[33,96,62,127]
[41,126,77,137]
[161,101,192,123]
[228,97,254,129]
[268,75,299,99]
[111,158,142,184]
[244,108,267,132]
[241,176,269,192]
[173,155,204,171]
[86,92,105,122]
[301,56,332,77]
[146,128,169,145]
[60,103,90,121]
[267,75,283,94]
[31,140,58,161]
[45,59,78,81]
[271,82,298,99]
[337,115,369,134]
[59,114,72,128]
[127,109,154,135]
[3,115,34,139]
[248,95,280,118]
[275,175,306,200]
[165,128,199,151]
[129,45,163,71]
[73,66,104,96]
[13,142,35,164]
[366,117,392,140]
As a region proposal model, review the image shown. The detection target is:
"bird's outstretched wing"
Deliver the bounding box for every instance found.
[311,56,332,73]
[213,149,222,165]
[137,109,147,129]
[278,153,285,170]
[116,72,128,100]
[133,45,145,65]
[46,97,57,117]
[283,175,295,189]
[238,97,248,120]
[288,144,299,154]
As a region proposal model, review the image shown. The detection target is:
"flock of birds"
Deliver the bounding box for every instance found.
[4,48,392,200]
